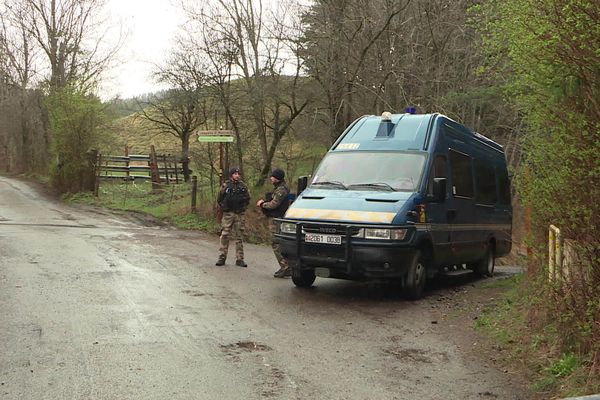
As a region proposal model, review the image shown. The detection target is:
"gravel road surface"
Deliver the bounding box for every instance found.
[0,176,531,399]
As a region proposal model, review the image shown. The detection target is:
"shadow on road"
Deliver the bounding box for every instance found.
[288,267,522,305]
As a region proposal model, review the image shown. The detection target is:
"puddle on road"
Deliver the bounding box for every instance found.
[383,346,449,364]
[221,341,272,353]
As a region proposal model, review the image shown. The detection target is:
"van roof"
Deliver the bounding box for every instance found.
[332,113,504,153]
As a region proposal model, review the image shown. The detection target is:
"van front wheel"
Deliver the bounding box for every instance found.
[292,269,316,288]
[404,250,427,300]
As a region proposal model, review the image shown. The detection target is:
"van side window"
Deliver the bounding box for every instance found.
[427,155,447,196]
[497,166,511,205]
[449,149,473,198]
[474,160,497,205]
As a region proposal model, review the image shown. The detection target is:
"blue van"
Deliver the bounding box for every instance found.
[274,112,512,299]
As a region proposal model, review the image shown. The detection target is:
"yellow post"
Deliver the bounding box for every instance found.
[549,225,562,282]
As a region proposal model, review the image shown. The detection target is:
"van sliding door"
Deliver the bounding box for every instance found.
[448,149,476,262]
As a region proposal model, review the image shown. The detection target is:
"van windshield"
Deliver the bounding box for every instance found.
[311,151,426,191]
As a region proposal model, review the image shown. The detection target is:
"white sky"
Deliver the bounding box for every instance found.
[101,0,185,99]
[100,0,307,100]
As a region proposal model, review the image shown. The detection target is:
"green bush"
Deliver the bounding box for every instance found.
[474,0,600,394]
[46,87,108,193]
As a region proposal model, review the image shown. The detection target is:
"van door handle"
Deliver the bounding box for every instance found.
[447,209,457,221]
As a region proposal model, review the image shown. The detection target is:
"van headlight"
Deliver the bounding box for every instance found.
[363,228,407,240]
[280,222,297,234]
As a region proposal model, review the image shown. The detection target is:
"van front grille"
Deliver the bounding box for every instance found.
[302,225,361,236]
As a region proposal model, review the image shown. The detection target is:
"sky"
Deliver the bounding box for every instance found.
[101,0,307,100]
[101,0,185,99]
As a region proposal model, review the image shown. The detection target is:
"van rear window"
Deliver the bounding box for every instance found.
[474,160,497,205]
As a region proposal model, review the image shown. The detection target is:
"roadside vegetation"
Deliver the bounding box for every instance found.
[472,0,600,396]
[67,179,277,246]
[475,275,600,397]
[1,0,598,397]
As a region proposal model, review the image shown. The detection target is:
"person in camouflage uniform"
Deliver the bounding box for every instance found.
[216,167,251,267]
[256,169,291,278]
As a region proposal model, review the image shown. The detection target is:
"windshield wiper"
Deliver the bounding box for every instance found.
[311,181,347,190]
[347,182,396,191]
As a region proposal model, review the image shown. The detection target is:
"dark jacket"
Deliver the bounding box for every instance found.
[261,180,290,218]
[218,179,250,213]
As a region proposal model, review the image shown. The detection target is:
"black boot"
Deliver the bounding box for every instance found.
[273,267,290,278]
[215,256,226,266]
[235,259,247,268]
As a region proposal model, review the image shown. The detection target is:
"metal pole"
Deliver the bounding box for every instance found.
[225,142,229,176]
[549,225,562,282]
[125,145,130,181]
[549,227,556,281]
[219,142,224,186]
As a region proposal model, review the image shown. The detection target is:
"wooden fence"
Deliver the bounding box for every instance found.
[93,147,186,194]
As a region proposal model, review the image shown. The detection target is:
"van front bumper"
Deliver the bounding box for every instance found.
[274,226,418,280]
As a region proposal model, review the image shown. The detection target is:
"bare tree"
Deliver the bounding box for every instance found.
[0,2,37,89]
[137,43,211,181]
[1,0,121,190]
[184,0,310,185]
[11,0,120,92]
[300,0,522,144]
[301,0,411,144]
[0,1,44,172]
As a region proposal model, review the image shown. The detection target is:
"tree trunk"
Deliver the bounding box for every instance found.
[181,133,190,182]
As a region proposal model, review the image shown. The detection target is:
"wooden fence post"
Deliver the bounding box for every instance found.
[150,145,160,190]
[191,175,198,212]
[94,152,102,197]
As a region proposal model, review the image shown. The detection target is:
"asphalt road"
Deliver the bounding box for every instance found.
[0,176,531,399]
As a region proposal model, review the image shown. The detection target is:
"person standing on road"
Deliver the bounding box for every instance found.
[216,167,251,267]
[256,168,291,278]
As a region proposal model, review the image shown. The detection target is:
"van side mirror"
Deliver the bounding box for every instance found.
[297,176,308,195]
[430,178,446,202]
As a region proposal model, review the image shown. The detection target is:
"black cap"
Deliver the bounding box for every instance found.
[229,167,241,176]
[271,168,285,180]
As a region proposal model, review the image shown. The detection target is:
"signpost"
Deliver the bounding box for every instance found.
[197,135,234,143]
[196,130,235,186]
[196,130,235,222]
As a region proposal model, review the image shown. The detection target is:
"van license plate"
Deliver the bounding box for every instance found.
[305,233,342,245]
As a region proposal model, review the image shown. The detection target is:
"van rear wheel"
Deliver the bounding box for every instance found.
[404,250,427,300]
[473,247,495,277]
[292,268,316,288]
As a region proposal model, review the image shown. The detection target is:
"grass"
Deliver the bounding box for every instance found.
[66,179,273,243]
[474,276,524,347]
[67,180,220,232]
[473,274,600,398]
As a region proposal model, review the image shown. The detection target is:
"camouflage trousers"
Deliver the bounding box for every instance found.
[219,211,246,260]
[270,220,288,268]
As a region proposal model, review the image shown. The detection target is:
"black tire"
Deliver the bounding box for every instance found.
[474,246,495,277]
[292,269,316,288]
[404,250,427,300]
